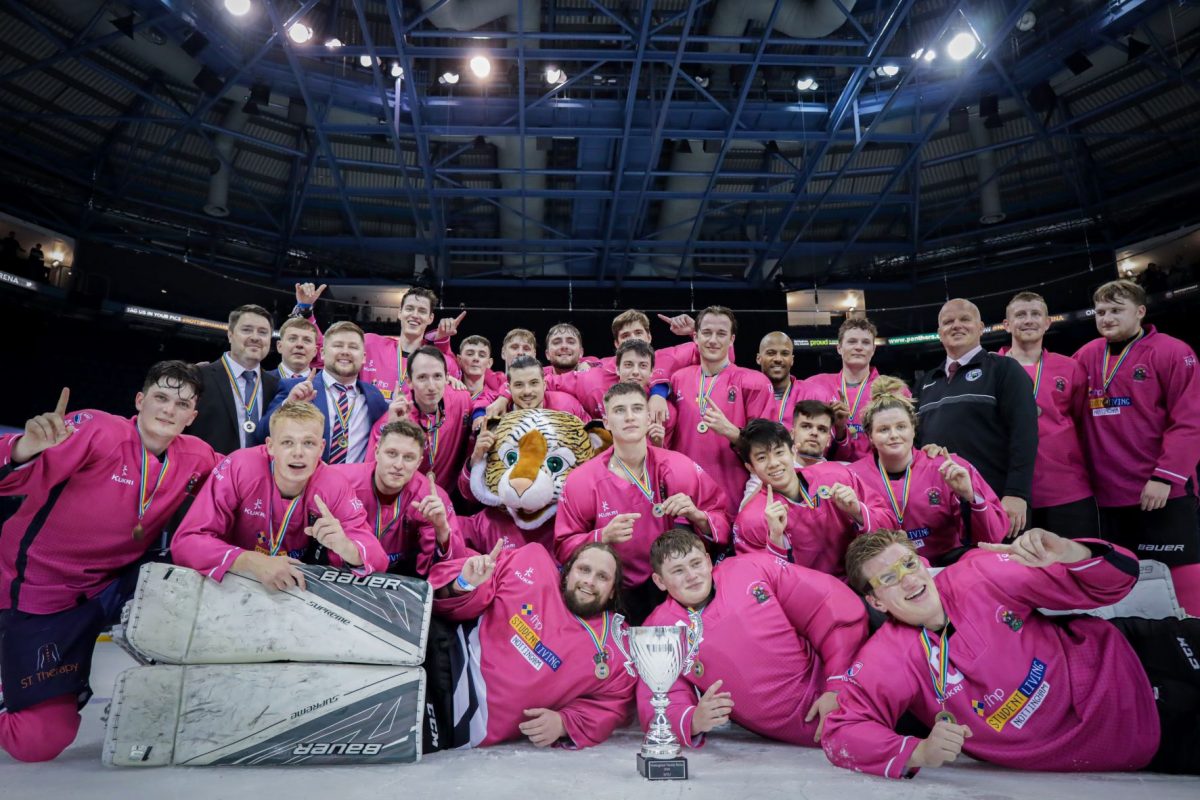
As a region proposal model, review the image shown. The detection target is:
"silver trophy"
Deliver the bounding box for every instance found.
[618,619,703,780]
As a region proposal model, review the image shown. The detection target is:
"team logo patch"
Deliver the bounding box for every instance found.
[965,368,982,382]
[1132,365,1148,382]
[1054,377,1066,392]
[37,642,61,671]
[727,387,737,403]
[927,488,942,506]
[986,658,1050,731]
[520,603,534,616]
[971,699,986,717]
[751,585,770,604]
[996,606,1024,632]
[510,614,562,671]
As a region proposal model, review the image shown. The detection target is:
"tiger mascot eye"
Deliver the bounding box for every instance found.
[469,409,605,529]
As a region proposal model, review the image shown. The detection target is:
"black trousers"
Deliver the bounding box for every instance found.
[1110,615,1200,775]
[1031,496,1100,539]
[1099,497,1200,566]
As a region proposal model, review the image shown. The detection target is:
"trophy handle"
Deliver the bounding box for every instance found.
[610,614,637,677]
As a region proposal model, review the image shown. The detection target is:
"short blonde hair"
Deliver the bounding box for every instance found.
[845,529,916,593]
[1006,291,1047,316]
[861,392,917,435]
[268,401,325,435]
[502,328,536,349]
[325,321,365,342]
[279,316,318,338]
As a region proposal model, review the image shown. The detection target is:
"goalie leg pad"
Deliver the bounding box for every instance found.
[120,563,433,665]
[104,663,425,766]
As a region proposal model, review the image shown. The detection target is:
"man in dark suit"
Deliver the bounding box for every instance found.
[189,304,280,455]
[259,321,388,464]
[915,298,1038,539]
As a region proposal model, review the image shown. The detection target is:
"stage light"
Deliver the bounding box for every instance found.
[544,65,564,85]
[359,54,375,68]
[391,62,404,78]
[325,38,342,48]
[440,70,460,85]
[224,0,251,16]
[878,64,899,77]
[469,55,491,78]
[947,32,977,61]
[795,76,816,91]
[288,22,313,44]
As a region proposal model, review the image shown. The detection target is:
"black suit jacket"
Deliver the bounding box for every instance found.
[188,360,279,456]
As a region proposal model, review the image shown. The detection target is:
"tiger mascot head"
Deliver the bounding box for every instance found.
[469,409,607,530]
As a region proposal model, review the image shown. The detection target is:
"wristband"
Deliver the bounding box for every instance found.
[454,573,476,592]
[296,302,312,310]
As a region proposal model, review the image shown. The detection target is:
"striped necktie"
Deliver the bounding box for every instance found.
[328,383,352,464]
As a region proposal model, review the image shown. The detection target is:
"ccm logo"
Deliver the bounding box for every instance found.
[1179,637,1200,671]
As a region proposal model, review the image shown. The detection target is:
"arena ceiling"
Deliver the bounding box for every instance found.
[0,0,1198,291]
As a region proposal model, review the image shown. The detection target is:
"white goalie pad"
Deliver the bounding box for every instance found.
[116,562,432,665]
[1043,559,1186,620]
[103,663,424,767]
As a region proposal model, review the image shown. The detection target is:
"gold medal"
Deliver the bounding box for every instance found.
[1035,407,1042,417]
[935,710,956,725]
[595,660,610,680]
[693,659,704,678]
[338,435,349,448]
[242,420,257,434]
[696,422,709,433]
[131,523,145,541]
[652,504,665,518]
[817,486,833,499]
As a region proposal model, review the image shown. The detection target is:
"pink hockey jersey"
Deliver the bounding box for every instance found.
[1072,326,1200,507]
[846,449,1009,561]
[555,446,731,588]
[308,322,460,391]
[733,461,887,579]
[821,542,1157,778]
[639,552,870,748]
[171,446,387,580]
[461,506,556,554]
[766,375,809,428]
[996,348,1092,508]
[800,368,911,463]
[429,544,637,748]
[472,390,589,423]
[0,412,220,614]
[329,462,464,578]
[369,386,474,491]
[668,364,776,514]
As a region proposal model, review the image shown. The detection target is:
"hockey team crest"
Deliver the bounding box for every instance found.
[927,488,942,506]
[1054,377,1067,392]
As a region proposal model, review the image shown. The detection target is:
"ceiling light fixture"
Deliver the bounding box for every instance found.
[469,55,491,78]
[946,31,977,61]
[224,0,252,16]
[287,22,313,44]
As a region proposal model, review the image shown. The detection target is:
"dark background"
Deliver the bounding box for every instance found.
[4,242,1198,428]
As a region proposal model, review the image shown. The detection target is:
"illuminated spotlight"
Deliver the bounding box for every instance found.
[923,48,937,63]
[795,76,816,91]
[878,64,899,77]
[325,38,342,49]
[469,55,491,78]
[224,0,251,16]
[439,70,460,85]
[946,31,977,61]
[288,22,313,44]
[911,48,924,60]
[544,65,564,85]
[391,62,404,78]
[359,54,376,68]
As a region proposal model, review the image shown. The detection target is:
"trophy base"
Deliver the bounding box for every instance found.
[637,752,688,781]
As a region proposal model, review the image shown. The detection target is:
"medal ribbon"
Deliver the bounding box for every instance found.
[374,493,401,540]
[573,612,611,661]
[421,408,442,470]
[876,456,912,526]
[395,347,407,395]
[696,366,725,416]
[1102,330,1144,392]
[775,380,793,424]
[1030,353,1044,399]
[137,445,171,520]
[919,626,952,704]
[266,464,304,556]
[331,384,354,434]
[611,455,656,506]
[796,474,818,509]
[220,354,261,421]
[840,371,867,432]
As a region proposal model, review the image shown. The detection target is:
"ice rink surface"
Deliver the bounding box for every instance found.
[3,642,1197,800]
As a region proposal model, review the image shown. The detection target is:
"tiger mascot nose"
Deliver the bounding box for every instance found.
[507,429,547,497]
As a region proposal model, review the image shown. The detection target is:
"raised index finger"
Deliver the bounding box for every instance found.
[313,494,334,518]
[427,472,439,495]
[488,539,505,560]
[656,313,673,324]
[54,387,70,417]
[454,310,467,325]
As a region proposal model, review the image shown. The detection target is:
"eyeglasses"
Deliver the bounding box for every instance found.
[867,553,923,589]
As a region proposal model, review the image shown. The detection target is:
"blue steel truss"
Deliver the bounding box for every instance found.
[0,0,1197,290]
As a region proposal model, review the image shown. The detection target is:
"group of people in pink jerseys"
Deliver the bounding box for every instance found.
[1,277,1197,781]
